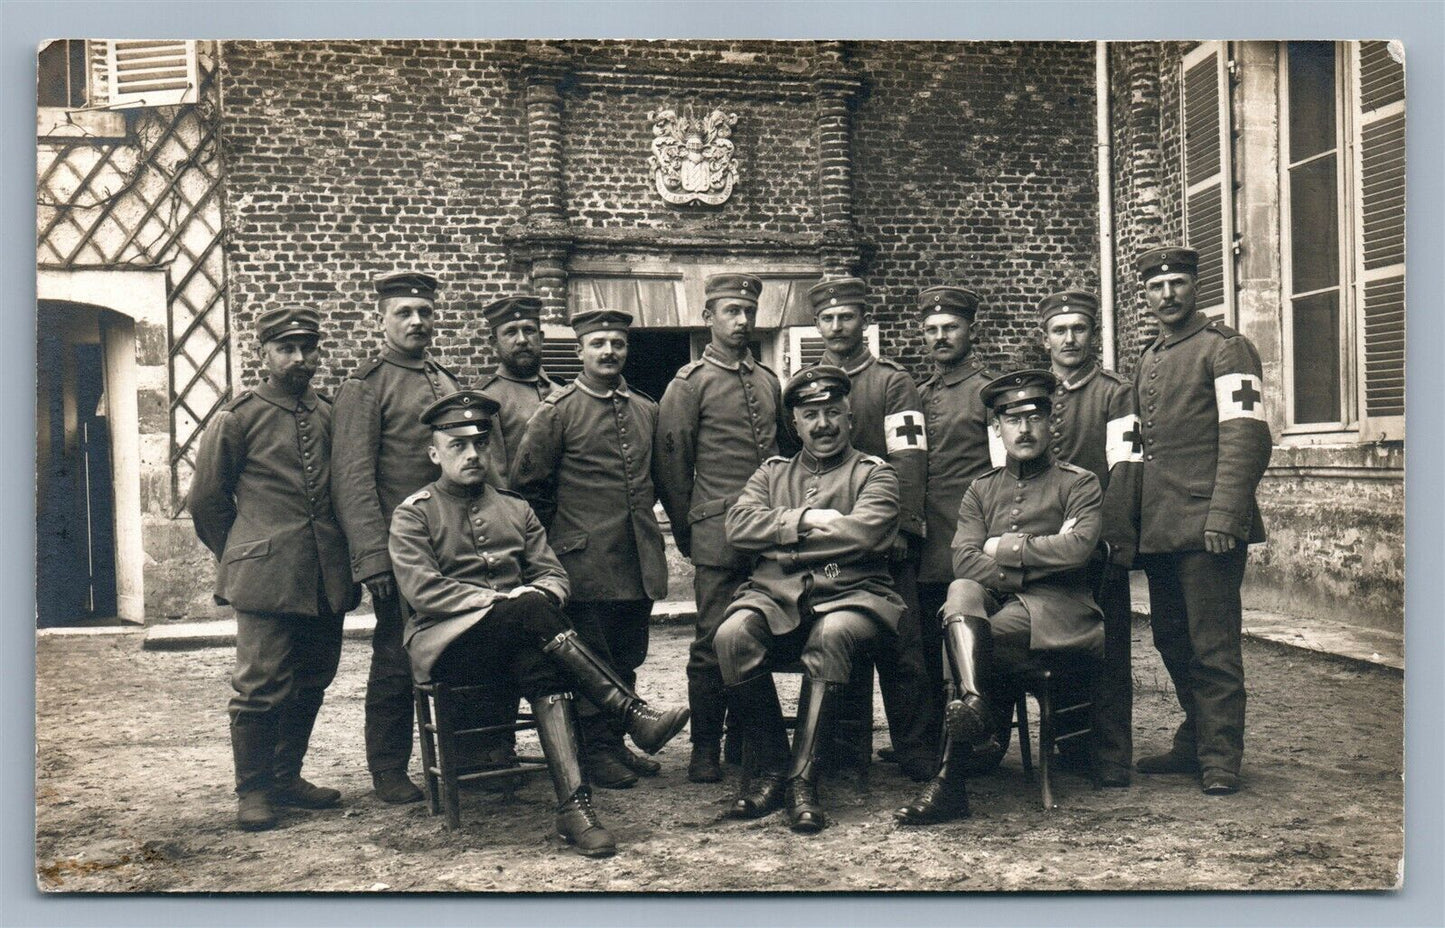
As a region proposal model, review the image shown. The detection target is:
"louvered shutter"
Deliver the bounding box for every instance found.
[1352,41,1405,441]
[540,324,582,385]
[1181,43,1236,324]
[105,41,197,108]
[783,325,880,380]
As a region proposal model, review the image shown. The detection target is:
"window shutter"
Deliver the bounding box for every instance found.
[105,41,198,108]
[540,324,582,385]
[1181,42,1236,324]
[782,325,880,380]
[1352,40,1405,441]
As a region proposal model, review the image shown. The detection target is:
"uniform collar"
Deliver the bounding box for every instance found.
[1057,360,1099,392]
[937,352,985,386]
[799,445,855,475]
[575,373,632,400]
[1153,311,1213,350]
[821,348,875,377]
[434,477,490,500]
[702,343,755,373]
[255,377,318,411]
[491,365,553,386]
[382,342,433,371]
[1004,454,1052,479]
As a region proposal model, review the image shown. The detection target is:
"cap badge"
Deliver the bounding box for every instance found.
[1160,264,1169,272]
[460,396,471,405]
[463,410,474,419]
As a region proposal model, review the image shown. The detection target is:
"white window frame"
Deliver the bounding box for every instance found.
[1181,41,1238,327]
[105,40,198,109]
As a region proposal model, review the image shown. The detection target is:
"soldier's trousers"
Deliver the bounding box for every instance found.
[868,560,940,769]
[689,564,748,745]
[567,599,652,752]
[365,594,414,775]
[430,594,573,697]
[1088,561,1134,777]
[230,609,345,795]
[1139,547,1248,777]
[715,608,880,686]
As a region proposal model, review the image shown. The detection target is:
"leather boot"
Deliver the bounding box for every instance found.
[723,674,790,820]
[687,741,723,783]
[942,613,996,745]
[894,731,971,825]
[531,692,617,858]
[544,630,690,754]
[616,744,662,777]
[580,709,637,789]
[231,712,279,830]
[786,679,838,834]
[271,687,339,807]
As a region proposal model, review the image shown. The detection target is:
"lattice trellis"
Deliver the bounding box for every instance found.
[37,44,229,511]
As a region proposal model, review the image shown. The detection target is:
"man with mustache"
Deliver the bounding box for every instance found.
[809,277,934,782]
[1037,289,1143,788]
[389,390,689,857]
[717,366,904,832]
[511,309,679,789]
[331,271,462,804]
[477,294,558,489]
[190,305,360,831]
[896,370,1105,824]
[1131,247,1271,796]
[657,273,792,784]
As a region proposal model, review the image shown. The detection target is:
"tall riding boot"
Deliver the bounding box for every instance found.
[231,711,280,831]
[942,613,997,745]
[543,630,690,754]
[270,689,341,808]
[786,679,839,834]
[530,692,617,858]
[723,674,791,819]
[894,729,971,825]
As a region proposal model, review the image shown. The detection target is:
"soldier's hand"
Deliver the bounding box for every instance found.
[1203,530,1238,554]
[508,585,539,599]
[983,537,1002,559]
[364,571,397,603]
[801,509,845,532]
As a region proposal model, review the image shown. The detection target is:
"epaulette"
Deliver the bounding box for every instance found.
[1099,367,1131,386]
[858,454,887,467]
[400,488,431,507]
[314,390,334,405]
[494,487,526,501]
[763,455,789,465]
[877,356,908,372]
[349,356,386,380]
[977,464,1006,480]
[675,358,706,379]
[221,389,255,412]
[630,386,658,404]
[1055,460,1088,474]
[540,381,579,405]
[429,357,462,380]
[477,372,501,389]
[1206,320,1244,339]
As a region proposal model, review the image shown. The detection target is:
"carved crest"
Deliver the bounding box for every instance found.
[648,104,739,206]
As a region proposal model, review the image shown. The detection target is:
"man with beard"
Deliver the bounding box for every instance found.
[717,366,904,832]
[511,309,674,789]
[657,273,792,783]
[808,277,934,782]
[896,370,1104,824]
[332,271,462,804]
[390,390,689,857]
[190,305,360,830]
[477,294,559,488]
[1038,289,1142,788]
[1131,247,1271,796]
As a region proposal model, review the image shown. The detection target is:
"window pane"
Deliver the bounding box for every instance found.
[1292,291,1341,423]
[1289,154,1339,293]
[1288,41,1337,162]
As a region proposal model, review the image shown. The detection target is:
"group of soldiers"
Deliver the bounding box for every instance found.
[188,244,1271,857]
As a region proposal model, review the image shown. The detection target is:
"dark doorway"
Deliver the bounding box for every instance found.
[623,329,693,401]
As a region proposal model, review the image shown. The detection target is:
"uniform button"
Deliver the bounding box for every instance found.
[306,465,314,472]
[1148,404,1156,412]
[1011,508,1021,515]
[999,571,1006,579]
[1052,445,1061,454]
[1014,495,1023,502]
[1147,421,1154,427]
[1017,481,1025,488]
[1146,453,1154,461]
[1012,544,1021,552]
[1147,438,1155,445]
[1148,388,1157,395]
[1010,523,1018,530]
[304,450,311,458]
[1057,403,1066,410]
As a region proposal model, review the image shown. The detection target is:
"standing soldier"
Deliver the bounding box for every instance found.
[914,285,1000,766]
[1038,289,1143,788]
[809,277,934,781]
[331,271,462,804]
[190,306,360,831]
[477,294,559,488]
[657,273,790,784]
[1132,247,1272,796]
[511,308,671,788]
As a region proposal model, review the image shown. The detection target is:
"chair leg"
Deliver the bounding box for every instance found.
[1038,681,1055,811]
[433,684,462,830]
[414,686,441,816]
[1016,695,1032,776]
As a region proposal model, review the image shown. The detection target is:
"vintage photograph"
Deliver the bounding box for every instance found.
[34,37,1404,893]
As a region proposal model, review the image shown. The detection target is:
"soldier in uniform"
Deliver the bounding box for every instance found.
[511,308,669,789]
[716,366,904,833]
[896,370,1105,824]
[388,391,690,857]
[1131,247,1272,796]
[190,305,360,831]
[1038,289,1143,787]
[809,276,935,781]
[477,294,559,488]
[331,271,462,804]
[656,273,792,783]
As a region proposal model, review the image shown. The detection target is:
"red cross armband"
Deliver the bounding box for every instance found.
[1214,373,1266,423]
[884,410,928,453]
[1106,414,1145,468]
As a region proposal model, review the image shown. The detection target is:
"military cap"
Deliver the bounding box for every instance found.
[807,277,868,313]
[1038,289,1099,325]
[705,273,763,306]
[783,365,851,410]
[917,285,981,321]
[419,389,500,437]
[482,295,543,329]
[256,305,322,344]
[1136,246,1199,281]
[375,271,439,300]
[570,308,633,339]
[981,369,1058,416]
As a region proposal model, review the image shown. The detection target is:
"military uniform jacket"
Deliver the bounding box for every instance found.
[656,345,790,569]
[1133,314,1271,553]
[510,376,667,603]
[1049,361,1144,566]
[331,344,462,582]
[389,481,570,684]
[819,349,927,541]
[952,457,1105,655]
[724,447,906,637]
[189,379,359,617]
[917,353,1002,582]
[477,367,558,489]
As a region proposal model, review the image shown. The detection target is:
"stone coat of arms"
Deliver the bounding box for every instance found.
[648,105,739,206]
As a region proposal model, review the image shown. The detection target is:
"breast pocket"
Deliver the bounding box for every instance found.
[223,538,271,563]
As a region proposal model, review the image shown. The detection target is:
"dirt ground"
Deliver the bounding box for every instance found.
[35,619,1402,893]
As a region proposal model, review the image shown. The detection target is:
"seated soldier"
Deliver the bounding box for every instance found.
[715,366,905,834]
[387,390,690,857]
[896,369,1105,825]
